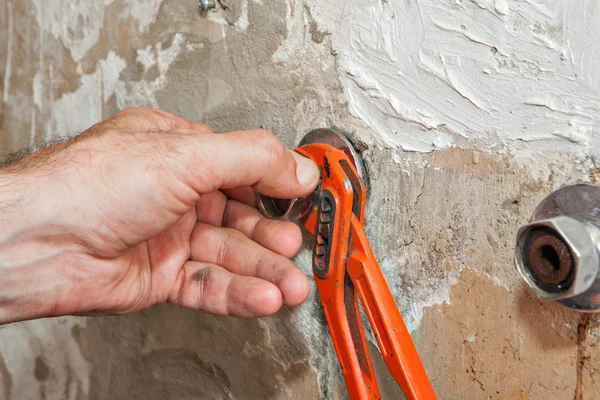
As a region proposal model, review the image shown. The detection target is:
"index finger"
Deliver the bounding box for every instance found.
[182,129,320,200]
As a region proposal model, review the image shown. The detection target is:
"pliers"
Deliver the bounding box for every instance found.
[294,142,437,400]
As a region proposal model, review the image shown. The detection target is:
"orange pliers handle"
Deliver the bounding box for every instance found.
[296,144,436,400]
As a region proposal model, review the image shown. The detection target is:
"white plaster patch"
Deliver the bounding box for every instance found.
[50,72,102,138]
[3,1,13,102]
[237,0,250,31]
[118,0,164,32]
[481,270,511,291]
[271,1,334,72]
[302,0,600,159]
[157,35,184,73]
[381,256,461,333]
[32,0,115,62]
[0,317,90,400]
[30,109,37,146]
[391,149,429,172]
[32,0,164,62]
[47,51,127,138]
[45,33,184,135]
[136,45,157,73]
[115,33,184,109]
[186,42,205,52]
[99,51,127,102]
[272,0,304,63]
[114,33,185,109]
[33,72,44,109]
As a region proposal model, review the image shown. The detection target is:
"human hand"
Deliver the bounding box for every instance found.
[0,108,320,324]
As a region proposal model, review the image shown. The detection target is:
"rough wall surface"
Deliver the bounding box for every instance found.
[0,0,599,399]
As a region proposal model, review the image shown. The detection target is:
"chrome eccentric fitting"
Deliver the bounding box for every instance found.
[515,184,600,311]
[257,192,318,221]
[257,128,366,222]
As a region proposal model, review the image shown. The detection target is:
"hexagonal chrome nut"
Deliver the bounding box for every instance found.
[515,215,600,301]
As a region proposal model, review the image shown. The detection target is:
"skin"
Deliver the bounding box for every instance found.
[0,108,320,324]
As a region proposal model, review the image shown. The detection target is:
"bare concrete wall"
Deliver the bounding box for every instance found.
[1,1,600,399]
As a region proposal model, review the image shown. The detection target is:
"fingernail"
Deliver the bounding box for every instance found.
[291,151,320,188]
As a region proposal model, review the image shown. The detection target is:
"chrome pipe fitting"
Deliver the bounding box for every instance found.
[257,191,318,222]
[198,0,216,16]
[257,128,366,222]
[515,184,600,311]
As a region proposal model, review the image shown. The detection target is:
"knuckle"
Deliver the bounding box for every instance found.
[217,238,228,266]
[221,228,249,260]
[179,138,218,189]
[253,130,284,165]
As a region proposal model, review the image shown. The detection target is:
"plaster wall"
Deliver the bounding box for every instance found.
[1,0,600,399]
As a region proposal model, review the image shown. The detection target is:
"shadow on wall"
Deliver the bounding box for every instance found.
[74,305,321,400]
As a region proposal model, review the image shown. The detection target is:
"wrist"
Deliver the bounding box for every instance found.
[0,170,72,324]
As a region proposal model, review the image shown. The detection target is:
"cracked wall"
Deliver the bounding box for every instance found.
[1,0,600,399]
